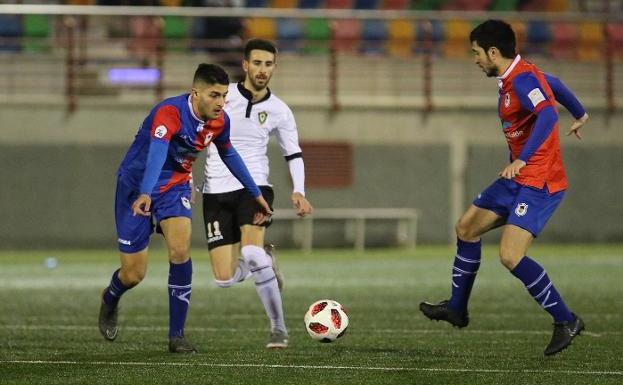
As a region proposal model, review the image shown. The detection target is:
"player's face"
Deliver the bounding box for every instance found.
[471,41,498,77]
[192,83,228,121]
[243,49,276,91]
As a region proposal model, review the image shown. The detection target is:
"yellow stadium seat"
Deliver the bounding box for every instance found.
[388,19,414,57]
[577,22,604,62]
[245,18,276,41]
[443,20,471,58]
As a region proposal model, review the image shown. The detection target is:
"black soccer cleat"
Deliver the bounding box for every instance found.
[98,291,119,341]
[169,336,197,354]
[544,313,585,356]
[419,300,469,328]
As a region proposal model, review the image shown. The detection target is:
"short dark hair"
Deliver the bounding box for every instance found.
[244,38,278,60]
[193,63,229,86]
[470,19,516,59]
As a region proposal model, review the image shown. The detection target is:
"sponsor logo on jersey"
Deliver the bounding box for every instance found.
[505,129,524,139]
[258,111,268,124]
[515,202,528,217]
[154,125,167,138]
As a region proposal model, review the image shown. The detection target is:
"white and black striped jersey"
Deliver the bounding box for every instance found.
[201,83,304,194]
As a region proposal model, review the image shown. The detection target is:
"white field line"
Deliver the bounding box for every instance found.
[0,360,621,376]
[0,324,609,337]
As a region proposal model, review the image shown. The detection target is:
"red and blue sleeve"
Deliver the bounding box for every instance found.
[139,105,181,195]
[512,73,558,163]
[214,114,261,198]
[544,73,586,120]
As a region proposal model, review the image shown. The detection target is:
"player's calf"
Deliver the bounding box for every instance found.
[264,244,284,291]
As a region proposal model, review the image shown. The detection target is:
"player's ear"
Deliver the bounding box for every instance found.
[242,59,249,73]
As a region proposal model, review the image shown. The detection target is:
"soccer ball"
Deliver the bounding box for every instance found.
[304,299,349,342]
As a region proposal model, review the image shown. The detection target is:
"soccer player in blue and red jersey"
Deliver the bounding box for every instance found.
[98,64,272,353]
[420,20,589,356]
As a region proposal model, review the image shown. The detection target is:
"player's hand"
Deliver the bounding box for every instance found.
[253,195,274,225]
[499,159,526,179]
[291,192,313,217]
[132,194,152,216]
[566,112,588,140]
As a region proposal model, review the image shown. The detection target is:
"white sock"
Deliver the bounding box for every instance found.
[241,245,286,333]
[231,257,251,283]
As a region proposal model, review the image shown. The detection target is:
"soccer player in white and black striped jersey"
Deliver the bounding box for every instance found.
[200,39,313,348]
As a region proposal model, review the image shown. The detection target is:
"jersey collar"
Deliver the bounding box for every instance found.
[237,82,272,104]
[187,94,204,124]
[497,54,521,88]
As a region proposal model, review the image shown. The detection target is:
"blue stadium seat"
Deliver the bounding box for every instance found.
[277,18,303,52]
[246,0,268,7]
[414,20,444,54]
[0,15,22,52]
[354,0,379,9]
[299,0,323,7]
[360,19,388,54]
[525,21,551,55]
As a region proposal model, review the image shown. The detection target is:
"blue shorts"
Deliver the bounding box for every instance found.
[115,180,193,253]
[473,178,565,237]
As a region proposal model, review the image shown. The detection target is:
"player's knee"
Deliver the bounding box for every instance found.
[214,277,234,288]
[498,246,522,270]
[168,245,190,264]
[455,219,476,241]
[241,245,271,269]
[119,268,146,287]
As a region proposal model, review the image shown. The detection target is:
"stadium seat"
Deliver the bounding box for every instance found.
[545,0,569,12]
[331,19,361,52]
[326,0,353,8]
[442,20,471,58]
[163,16,189,52]
[605,23,623,58]
[0,15,22,52]
[549,22,578,59]
[246,18,276,41]
[360,19,388,54]
[442,0,490,10]
[354,0,379,9]
[414,20,444,54]
[577,22,604,62]
[388,19,415,57]
[489,0,519,11]
[525,21,551,55]
[270,0,299,7]
[304,18,331,53]
[510,20,526,52]
[380,0,409,9]
[410,0,447,10]
[299,0,324,8]
[277,18,303,52]
[23,14,50,52]
[246,0,269,7]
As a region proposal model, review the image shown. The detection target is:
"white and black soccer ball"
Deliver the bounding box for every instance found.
[304,299,349,343]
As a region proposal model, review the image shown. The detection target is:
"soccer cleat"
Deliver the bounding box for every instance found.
[168,336,197,354]
[419,300,469,328]
[264,244,284,291]
[544,313,585,356]
[266,330,289,349]
[98,291,119,341]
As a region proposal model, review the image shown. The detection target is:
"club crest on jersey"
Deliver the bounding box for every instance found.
[258,111,268,124]
[504,93,511,108]
[181,197,191,210]
[515,202,528,217]
[154,125,167,138]
[204,131,214,146]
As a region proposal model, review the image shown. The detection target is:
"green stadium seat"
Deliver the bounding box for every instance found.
[163,16,189,52]
[490,0,520,11]
[23,14,49,52]
[304,18,331,54]
[410,0,448,10]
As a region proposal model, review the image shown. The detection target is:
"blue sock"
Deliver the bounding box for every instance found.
[511,256,574,323]
[168,259,193,338]
[448,239,482,314]
[103,269,130,308]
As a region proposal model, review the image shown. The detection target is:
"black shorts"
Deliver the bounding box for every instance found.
[202,186,274,250]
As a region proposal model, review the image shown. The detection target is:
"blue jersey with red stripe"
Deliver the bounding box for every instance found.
[118,93,231,194]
